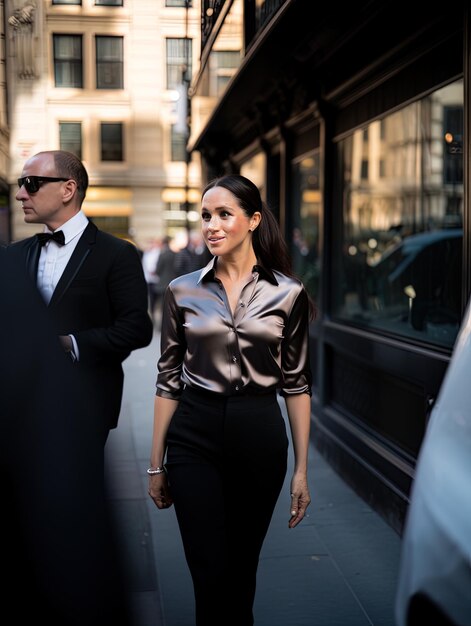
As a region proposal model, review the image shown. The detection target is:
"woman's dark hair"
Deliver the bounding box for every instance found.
[203,174,293,274]
[202,174,316,320]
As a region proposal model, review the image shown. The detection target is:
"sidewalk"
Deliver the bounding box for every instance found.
[105,331,402,626]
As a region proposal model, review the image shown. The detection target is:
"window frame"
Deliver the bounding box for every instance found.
[59,121,83,160]
[100,122,124,162]
[53,34,83,89]
[95,35,124,90]
[166,37,192,90]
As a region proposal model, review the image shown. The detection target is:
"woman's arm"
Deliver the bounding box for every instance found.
[285,392,312,528]
[148,394,179,509]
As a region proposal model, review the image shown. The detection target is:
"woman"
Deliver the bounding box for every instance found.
[148,174,314,626]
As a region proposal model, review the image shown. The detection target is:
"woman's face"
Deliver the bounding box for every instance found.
[201,186,259,257]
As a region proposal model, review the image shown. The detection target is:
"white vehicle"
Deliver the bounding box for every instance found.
[395,297,471,625]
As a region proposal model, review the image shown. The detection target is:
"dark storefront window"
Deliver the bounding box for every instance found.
[333,79,463,350]
[291,152,321,302]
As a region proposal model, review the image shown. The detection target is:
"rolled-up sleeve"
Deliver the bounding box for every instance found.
[280,287,312,397]
[156,286,186,399]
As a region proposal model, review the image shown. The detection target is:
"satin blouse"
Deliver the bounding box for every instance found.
[156,257,312,399]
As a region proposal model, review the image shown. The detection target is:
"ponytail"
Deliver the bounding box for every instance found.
[253,201,293,276]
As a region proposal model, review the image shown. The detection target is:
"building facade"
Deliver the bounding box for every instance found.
[5,0,202,248]
[190,0,467,533]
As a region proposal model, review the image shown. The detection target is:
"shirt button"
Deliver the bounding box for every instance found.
[232,356,237,362]
[235,386,239,391]
[240,302,245,307]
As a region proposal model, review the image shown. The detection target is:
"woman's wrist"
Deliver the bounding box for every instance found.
[147,465,166,475]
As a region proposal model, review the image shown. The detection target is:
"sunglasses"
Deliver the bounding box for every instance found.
[17,176,70,194]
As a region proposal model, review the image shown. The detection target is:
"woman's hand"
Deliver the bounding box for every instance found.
[288,473,311,528]
[148,472,174,509]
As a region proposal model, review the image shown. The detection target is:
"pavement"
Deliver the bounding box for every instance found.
[105,330,403,626]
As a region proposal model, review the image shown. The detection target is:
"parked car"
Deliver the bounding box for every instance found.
[368,228,462,331]
[395,296,471,625]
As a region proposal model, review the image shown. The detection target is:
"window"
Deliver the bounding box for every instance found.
[89,216,129,238]
[53,35,83,88]
[164,202,198,230]
[96,36,123,89]
[166,38,192,90]
[53,1,81,4]
[291,152,321,302]
[166,1,192,6]
[170,125,187,162]
[240,152,266,198]
[59,122,82,159]
[95,0,123,5]
[209,50,240,97]
[332,79,464,349]
[101,123,123,161]
[443,106,463,186]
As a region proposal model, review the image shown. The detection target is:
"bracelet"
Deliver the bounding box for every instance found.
[147,466,165,475]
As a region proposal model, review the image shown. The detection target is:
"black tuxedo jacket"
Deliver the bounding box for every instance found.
[9,221,153,432]
[0,245,132,624]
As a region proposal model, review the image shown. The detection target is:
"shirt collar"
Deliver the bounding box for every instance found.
[197,256,279,286]
[44,210,89,245]
[253,263,279,285]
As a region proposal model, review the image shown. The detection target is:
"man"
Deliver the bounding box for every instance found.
[153,234,180,328]
[0,246,132,625]
[9,150,153,442]
[174,229,212,276]
[141,236,162,322]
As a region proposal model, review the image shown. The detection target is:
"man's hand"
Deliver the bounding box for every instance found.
[59,334,73,353]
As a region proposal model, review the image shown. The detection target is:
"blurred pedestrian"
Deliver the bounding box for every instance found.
[148,174,315,626]
[174,229,212,276]
[8,149,153,443]
[142,236,163,322]
[153,234,180,327]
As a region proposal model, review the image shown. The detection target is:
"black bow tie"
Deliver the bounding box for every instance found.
[36,231,65,247]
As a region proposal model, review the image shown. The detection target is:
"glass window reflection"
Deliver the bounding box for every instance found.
[333,80,463,349]
[291,152,321,302]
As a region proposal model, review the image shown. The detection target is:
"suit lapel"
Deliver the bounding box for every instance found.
[49,221,97,307]
[26,238,41,283]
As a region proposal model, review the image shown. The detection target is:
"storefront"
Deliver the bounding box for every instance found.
[190,0,467,532]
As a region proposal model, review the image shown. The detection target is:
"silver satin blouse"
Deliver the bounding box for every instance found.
[156,257,312,399]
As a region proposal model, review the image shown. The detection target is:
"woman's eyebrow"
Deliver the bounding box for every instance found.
[201,204,233,212]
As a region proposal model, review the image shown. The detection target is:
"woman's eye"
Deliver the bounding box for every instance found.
[201,213,210,221]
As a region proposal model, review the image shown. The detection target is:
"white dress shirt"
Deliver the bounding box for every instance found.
[37,210,89,359]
